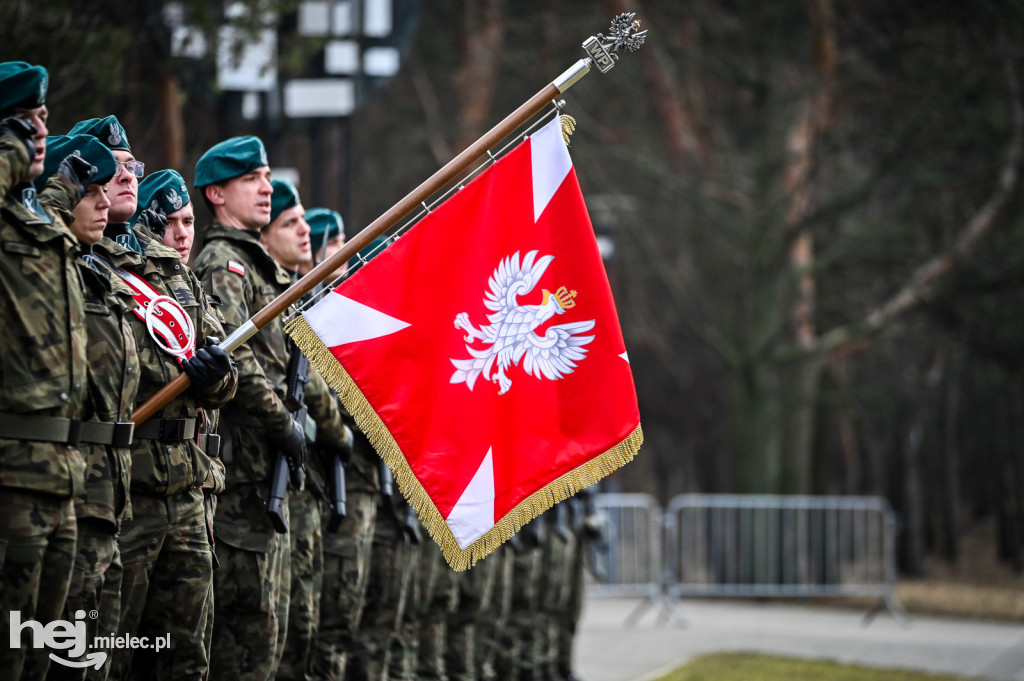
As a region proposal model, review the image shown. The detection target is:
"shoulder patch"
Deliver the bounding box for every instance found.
[227,260,246,276]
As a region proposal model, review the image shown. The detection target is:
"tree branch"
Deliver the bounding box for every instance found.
[814,54,1024,357]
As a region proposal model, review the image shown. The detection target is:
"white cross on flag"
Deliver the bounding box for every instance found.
[287,116,643,569]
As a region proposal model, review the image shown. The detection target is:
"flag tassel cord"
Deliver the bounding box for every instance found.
[285,313,644,571]
[131,13,647,427]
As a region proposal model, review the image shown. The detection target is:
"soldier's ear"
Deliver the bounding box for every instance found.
[205,184,226,206]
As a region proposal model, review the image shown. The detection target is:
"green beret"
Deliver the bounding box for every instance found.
[306,207,344,253]
[68,115,131,152]
[34,135,117,192]
[269,179,301,225]
[133,169,190,222]
[0,62,48,117]
[194,136,268,188]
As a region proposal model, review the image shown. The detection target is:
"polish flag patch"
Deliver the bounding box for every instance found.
[227,260,246,276]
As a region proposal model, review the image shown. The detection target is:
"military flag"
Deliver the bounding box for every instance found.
[287,116,642,569]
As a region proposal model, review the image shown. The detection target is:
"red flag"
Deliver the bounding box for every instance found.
[287,116,642,569]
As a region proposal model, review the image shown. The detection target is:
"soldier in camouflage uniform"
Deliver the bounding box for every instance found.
[0,62,100,681]
[552,491,601,681]
[348,480,416,681]
[406,526,456,681]
[65,117,238,681]
[297,208,381,681]
[446,544,501,681]
[536,504,577,681]
[474,544,514,681]
[31,135,136,681]
[259,179,353,681]
[496,522,545,681]
[190,138,350,680]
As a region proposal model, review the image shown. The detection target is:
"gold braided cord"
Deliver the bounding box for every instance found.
[285,314,643,571]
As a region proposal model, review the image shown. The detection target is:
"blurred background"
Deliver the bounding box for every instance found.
[4,0,1024,583]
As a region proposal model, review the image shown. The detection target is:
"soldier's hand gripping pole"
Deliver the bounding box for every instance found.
[129,13,646,428]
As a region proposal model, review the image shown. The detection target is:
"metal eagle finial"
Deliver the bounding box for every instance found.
[582,12,648,74]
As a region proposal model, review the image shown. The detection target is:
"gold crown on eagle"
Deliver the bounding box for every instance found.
[543,285,578,310]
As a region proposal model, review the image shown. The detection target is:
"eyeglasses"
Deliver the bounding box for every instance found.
[115,160,145,179]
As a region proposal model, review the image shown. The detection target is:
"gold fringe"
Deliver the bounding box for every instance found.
[286,315,644,572]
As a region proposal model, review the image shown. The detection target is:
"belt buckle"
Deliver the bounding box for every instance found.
[159,418,187,443]
[113,422,135,448]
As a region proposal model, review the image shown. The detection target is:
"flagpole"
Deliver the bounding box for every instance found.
[132,13,646,425]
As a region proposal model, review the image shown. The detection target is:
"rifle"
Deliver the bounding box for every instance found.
[266,344,316,534]
[325,426,352,533]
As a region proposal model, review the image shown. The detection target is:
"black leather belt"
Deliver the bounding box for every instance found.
[0,414,134,447]
[0,413,84,446]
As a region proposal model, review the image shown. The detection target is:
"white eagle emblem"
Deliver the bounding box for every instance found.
[450,250,595,395]
[167,188,183,210]
[108,122,123,147]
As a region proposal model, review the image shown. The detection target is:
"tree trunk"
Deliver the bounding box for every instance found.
[779,0,835,494]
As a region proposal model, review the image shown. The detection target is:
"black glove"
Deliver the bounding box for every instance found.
[183,337,232,391]
[57,151,97,196]
[0,115,37,161]
[136,207,168,238]
[272,420,308,469]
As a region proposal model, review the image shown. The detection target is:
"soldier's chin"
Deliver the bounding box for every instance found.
[27,160,45,181]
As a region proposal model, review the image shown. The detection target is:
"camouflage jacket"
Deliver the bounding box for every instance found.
[191,223,347,549]
[76,258,140,527]
[0,136,88,497]
[93,227,237,497]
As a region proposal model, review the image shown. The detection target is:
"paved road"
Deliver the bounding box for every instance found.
[574,597,1024,681]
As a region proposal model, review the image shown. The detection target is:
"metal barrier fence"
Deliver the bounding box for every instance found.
[588,493,663,600]
[587,492,908,626]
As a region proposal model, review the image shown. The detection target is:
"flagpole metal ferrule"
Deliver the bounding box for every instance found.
[553,59,591,93]
[220,320,259,354]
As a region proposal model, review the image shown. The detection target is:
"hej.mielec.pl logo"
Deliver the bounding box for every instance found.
[9,609,170,669]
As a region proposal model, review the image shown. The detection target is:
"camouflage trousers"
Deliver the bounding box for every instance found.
[474,545,513,681]
[496,542,543,681]
[403,527,456,681]
[277,487,323,681]
[446,547,500,681]
[110,488,213,681]
[554,534,587,679]
[210,518,291,680]
[0,488,77,681]
[311,487,377,681]
[348,508,411,681]
[537,529,577,680]
[48,519,122,681]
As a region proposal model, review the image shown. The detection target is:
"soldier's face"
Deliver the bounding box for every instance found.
[162,202,196,263]
[15,105,48,180]
[108,150,139,223]
[217,167,273,231]
[70,183,111,245]
[261,204,311,272]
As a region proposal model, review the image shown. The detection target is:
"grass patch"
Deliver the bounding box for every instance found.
[654,653,973,681]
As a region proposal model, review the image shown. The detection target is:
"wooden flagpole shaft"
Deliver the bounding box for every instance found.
[131,13,647,425]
